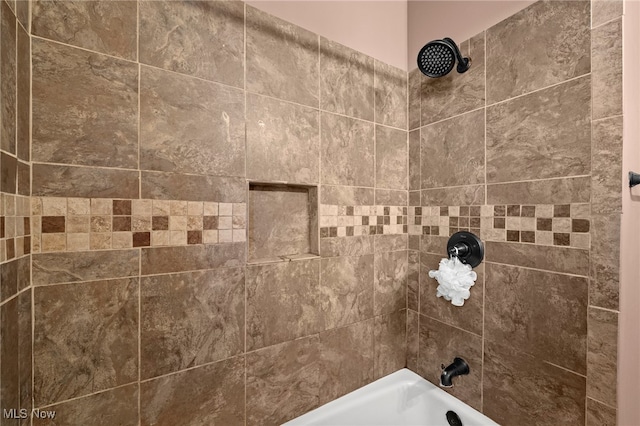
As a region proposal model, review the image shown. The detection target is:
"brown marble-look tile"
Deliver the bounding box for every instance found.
[17,23,29,161]
[376,125,407,190]
[590,214,620,310]
[17,161,29,196]
[375,189,407,206]
[246,6,318,107]
[112,216,131,232]
[320,37,374,121]
[586,397,616,426]
[421,109,484,188]
[31,0,136,60]
[1,151,17,194]
[141,243,245,275]
[319,319,374,404]
[408,68,422,130]
[374,250,407,315]
[374,311,406,379]
[406,309,419,372]
[33,385,139,426]
[16,0,28,31]
[320,255,374,330]
[486,241,589,276]
[486,0,590,104]
[320,235,374,258]
[31,38,138,168]
[321,112,375,187]
[485,263,587,374]
[246,93,319,184]
[408,251,419,311]
[487,76,590,183]
[139,1,243,88]
[248,185,312,261]
[420,253,483,335]
[140,268,244,379]
[592,18,622,120]
[246,259,322,350]
[421,33,485,125]
[141,171,245,203]
[246,336,320,425]
[1,297,19,423]
[483,341,586,425]
[18,289,32,417]
[375,234,407,254]
[34,278,138,406]
[409,130,420,191]
[41,216,65,233]
[592,0,623,28]
[592,116,623,215]
[375,60,407,129]
[140,65,244,177]
[320,185,375,206]
[141,356,245,426]
[421,185,484,207]
[418,315,482,410]
[487,176,590,205]
[33,249,139,285]
[1,1,16,154]
[33,164,139,199]
[587,307,618,407]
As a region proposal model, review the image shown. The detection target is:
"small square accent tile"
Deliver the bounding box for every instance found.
[42,216,66,233]
[537,218,552,231]
[187,230,202,245]
[113,216,132,232]
[219,203,233,216]
[554,204,571,217]
[67,233,90,251]
[153,200,171,215]
[133,232,151,247]
[553,233,570,246]
[171,201,188,215]
[91,199,113,215]
[521,231,535,243]
[204,202,219,216]
[132,199,152,216]
[571,219,590,233]
[521,205,536,217]
[113,199,132,215]
[218,229,233,243]
[494,205,505,217]
[68,198,90,215]
[112,232,133,248]
[203,230,218,244]
[232,229,246,242]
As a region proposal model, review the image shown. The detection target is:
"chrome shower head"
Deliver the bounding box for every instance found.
[417,37,471,78]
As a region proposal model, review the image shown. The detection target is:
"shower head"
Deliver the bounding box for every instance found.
[417,38,471,78]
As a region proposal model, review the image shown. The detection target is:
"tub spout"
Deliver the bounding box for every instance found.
[440,357,469,388]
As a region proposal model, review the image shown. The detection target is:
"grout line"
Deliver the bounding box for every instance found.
[592,113,623,123]
[481,30,487,412]
[30,35,138,64]
[484,260,590,279]
[243,4,248,424]
[587,305,620,314]
[586,395,617,410]
[486,73,592,110]
[417,311,483,339]
[419,105,485,129]
[34,381,139,410]
[591,15,623,31]
[542,359,587,378]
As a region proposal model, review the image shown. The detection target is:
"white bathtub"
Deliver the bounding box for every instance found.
[284,368,498,426]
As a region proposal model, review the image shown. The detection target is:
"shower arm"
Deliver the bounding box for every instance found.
[443,37,470,71]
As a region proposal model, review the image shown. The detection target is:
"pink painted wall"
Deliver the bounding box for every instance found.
[408,1,534,70]
[247,0,408,70]
[619,0,640,424]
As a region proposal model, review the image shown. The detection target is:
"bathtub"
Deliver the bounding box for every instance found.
[284,368,498,426]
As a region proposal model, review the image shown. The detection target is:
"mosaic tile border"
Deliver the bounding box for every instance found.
[408,203,591,249]
[30,197,247,253]
[0,194,31,263]
[320,204,408,238]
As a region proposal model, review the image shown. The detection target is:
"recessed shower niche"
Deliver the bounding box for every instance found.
[248,183,319,263]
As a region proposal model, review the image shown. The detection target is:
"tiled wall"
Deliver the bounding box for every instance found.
[407,1,621,425]
[0,0,33,424]
[0,1,409,425]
